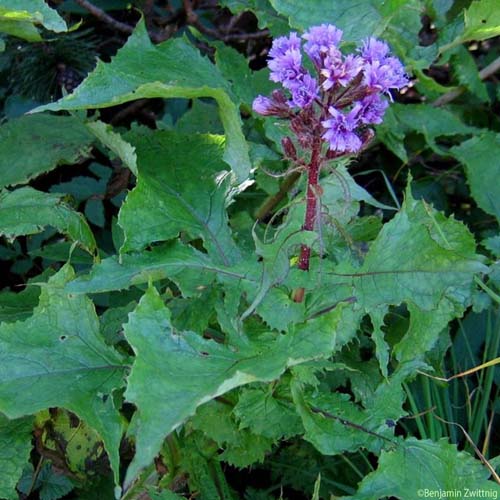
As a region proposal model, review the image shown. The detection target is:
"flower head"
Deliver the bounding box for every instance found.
[353,94,388,124]
[302,24,343,64]
[321,51,363,90]
[269,32,302,59]
[360,37,390,63]
[255,24,409,153]
[363,58,408,93]
[252,95,276,115]
[289,73,318,108]
[322,106,362,153]
[268,48,304,86]
[359,37,408,93]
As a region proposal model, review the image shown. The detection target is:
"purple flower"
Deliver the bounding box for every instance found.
[269,32,302,59]
[321,51,363,90]
[252,95,275,115]
[290,74,318,108]
[353,94,388,124]
[363,58,408,93]
[268,48,304,87]
[360,37,390,63]
[252,93,291,116]
[302,24,343,64]
[359,37,408,93]
[322,106,362,153]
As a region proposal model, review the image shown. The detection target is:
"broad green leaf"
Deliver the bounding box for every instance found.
[0,414,33,500]
[377,103,477,161]
[86,120,138,176]
[291,362,420,456]
[451,132,500,223]
[214,43,274,110]
[66,241,218,297]
[0,187,97,254]
[393,301,456,364]
[233,387,303,440]
[218,0,289,35]
[0,266,126,485]
[191,402,274,468]
[380,0,438,70]
[0,284,40,323]
[122,286,347,487]
[32,20,251,182]
[344,438,500,499]
[450,46,489,102]
[0,115,94,189]
[298,185,486,368]
[173,100,224,135]
[306,185,485,313]
[463,0,500,42]
[268,0,382,41]
[118,131,241,265]
[0,0,67,41]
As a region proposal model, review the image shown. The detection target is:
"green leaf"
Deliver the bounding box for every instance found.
[18,462,74,500]
[233,387,303,440]
[450,46,489,102]
[291,362,419,456]
[122,286,347,487]
[307,185,486,313]
[65,241,218,297]
[300,184,485,368]
[451,132,500,223]
[268,0,382,41]
[218,0,289,35]
[0,115,94,189]
[377,103,477,160]
[173,100,224,135]
[190,401,274,468]
[0,414,33,500]
[118,131,241,265]
[0,276,44,323]
[32,20,251,182]
[214,43,274,110]
[463,0,500,42]
[87,120,138,176]
[0,187,97,254]
[380,0,438,70]
[0,0,67,41]
[343,438,500,499]
[0,266,126,485]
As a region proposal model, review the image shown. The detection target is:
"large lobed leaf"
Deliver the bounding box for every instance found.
[0,115,94,189]
[298,185,486,373]
[451,132,500,224]
[118,131,241,265]
[344,437,500,499]
[268,0,382,41]
[0,0,67,41]
[33,20,251,182]
[0,187,97,254]
[122,285,349,488]
[0,266,126,484]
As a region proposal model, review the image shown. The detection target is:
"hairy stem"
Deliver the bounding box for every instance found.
[298,137,323,270]
[293,137,323,303]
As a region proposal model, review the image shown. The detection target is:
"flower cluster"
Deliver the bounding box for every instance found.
[253,24,408,154]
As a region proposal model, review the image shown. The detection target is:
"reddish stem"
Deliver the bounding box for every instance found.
[298,137,322,272]
[292,137,322,303]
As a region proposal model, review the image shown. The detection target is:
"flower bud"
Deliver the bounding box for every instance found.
[281,137,297,160]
